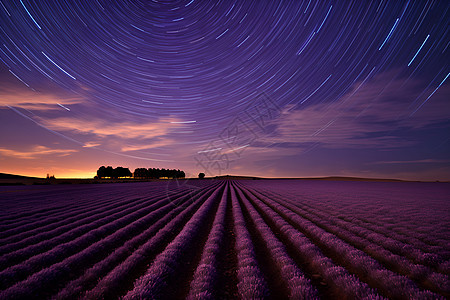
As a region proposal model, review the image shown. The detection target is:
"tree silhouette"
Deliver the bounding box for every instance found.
[198,172,205,179]
[96,166,132,179]
[132,167,186,179]
[113,167,132,178]
[97,166,185,179]
[97,166,107,178]
[133,168,148,178]
[105,166,114,178]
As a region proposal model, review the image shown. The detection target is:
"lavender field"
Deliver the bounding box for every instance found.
[0,180,449,299]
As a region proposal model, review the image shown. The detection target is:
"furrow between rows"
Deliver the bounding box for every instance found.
[254,186,449,296]
[255,184,450,257]
[236,183,382,299]
[234,183,320,299]
[82,181,221,299]
[0,186,139,227]
[229,184,270,299]
[262,186,450,269]
[242,184,443,299]
[186,182,229,299]
[0,188,191,289]
[0,188,190,256]
[123,181,226,299]
[0,182,221,299]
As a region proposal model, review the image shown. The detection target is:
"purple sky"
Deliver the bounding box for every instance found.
[0,0,449,180]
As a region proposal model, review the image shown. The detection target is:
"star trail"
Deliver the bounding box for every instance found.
[0,0,449,180]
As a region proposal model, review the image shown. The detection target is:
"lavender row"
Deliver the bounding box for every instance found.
[0,183,181,239]
[186,183,229,299]
[122,183,225,299]
[288,189,450,256]
[0,182,221,299]
[340,214,450,259]
[0,191,176,273]
[265,190,449,295]
[249,181,450,255]
[276,187,450,274]
[0,181,196,227]
[52,192,195,299]
[230,185,270,299]
[0,187,191,290]
[0,189,131,234]
[0,194,143,255]
[0,188,190,257]
[235,183,382,299]
[0,187,100,220]
[289,192,450,266]
[257,185,450,277]
[0,183,190,244]
[241,184,443,299]
[83,182,222,299]
[338,214,450,258]
[234,184,319,299]
[0,184,146,226]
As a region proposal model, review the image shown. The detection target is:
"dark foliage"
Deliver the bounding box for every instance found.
[97,166,132,179]
[133,168,185,179]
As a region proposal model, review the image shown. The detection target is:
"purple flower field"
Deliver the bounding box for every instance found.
[0,180,448,299]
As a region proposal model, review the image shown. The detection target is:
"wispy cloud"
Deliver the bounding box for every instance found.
[0,85,83,111]
[272,71,449,149]
[0,145,77,159]
[37,115,191,153]
[373,159,450,164]
[38,117,180,139]
[120,142,175,152]
[82,142,101,148]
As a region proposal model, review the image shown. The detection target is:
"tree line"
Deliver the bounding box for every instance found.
[96,166,185,179]
[134,168,185,179]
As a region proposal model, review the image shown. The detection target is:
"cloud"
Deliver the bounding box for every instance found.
[0,85,83,111]
[0,145,77,159]
[82,142,101,148]
[36,115,190,153]
[373,159,450,164]
[273,71,450,149]
[120,141,175,152]
[40,117,186,139]
[38,117,179,139]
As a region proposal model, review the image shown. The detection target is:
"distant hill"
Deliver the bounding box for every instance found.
[285,176,407,182]
[213,175,262,180]
[213,175,413,182]
[0,173,40,179]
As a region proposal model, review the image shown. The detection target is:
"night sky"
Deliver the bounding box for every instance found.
[0,0,449,180]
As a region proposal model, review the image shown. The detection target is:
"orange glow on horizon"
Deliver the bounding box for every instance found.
[1,168,97,179]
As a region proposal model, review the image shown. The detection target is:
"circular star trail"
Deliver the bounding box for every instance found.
[0,0,448,162]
